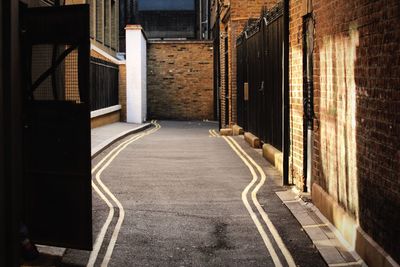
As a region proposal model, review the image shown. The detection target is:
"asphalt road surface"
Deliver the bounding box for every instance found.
[61,121,326,267]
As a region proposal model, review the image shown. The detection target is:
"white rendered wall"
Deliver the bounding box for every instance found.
[126,25,147,123]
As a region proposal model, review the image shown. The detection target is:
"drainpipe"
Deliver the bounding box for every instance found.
[199,0,202,39]
[282,0,290,186]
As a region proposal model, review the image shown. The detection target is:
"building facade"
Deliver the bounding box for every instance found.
[215,0,400,266]
[210,0,280,128]
[123,0,215,121]
[119,0,210,52]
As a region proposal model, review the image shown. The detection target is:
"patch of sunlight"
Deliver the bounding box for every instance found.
[319,23,360,221]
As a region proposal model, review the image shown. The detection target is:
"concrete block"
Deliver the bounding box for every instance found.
[244,132,261,148]
[356,227,398,267]
[91,111,121,129]
[311,183,399,267]
[232,125,244,136]
[262,144,283,174]
[220,128,233,136]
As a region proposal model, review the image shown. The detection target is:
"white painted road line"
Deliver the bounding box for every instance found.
[227,136,296,267]
[87,121,161,267]
[100,122,161,267]
[88,132,150,267]
[87,182,115,267]
[222,136,283,267]
[211,129,220,137]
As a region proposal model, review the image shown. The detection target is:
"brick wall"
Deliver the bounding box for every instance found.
[288,0,400,261]
[288,0,305,189]
[219,22,228,127]
[118,63,127,122]
[147,41,214,120]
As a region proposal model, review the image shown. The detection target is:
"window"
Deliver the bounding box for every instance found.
[96,0,103,42]
[137,0,195,11]
[111,0,116,50]
[104,0,110,47]
[136,0,197,39]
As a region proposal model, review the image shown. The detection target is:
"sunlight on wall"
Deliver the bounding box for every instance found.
[289,45,305,186]
[319,24,359,220]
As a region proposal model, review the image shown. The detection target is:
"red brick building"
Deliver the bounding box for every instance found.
[214,0,400,266]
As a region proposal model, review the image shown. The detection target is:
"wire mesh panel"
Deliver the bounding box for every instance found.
[64,49,81,102]
[30,44,82,103]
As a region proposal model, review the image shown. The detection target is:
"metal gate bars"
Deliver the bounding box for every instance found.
[236,3,284,151]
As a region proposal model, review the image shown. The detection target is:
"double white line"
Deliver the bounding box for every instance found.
[87,120,161,267]
[209,129,220,137]
[216,130,295,267]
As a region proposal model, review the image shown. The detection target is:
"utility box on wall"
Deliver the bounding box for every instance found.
[125,25,147,123]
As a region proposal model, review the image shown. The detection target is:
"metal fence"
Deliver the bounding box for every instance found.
[236,3,284,150]
[90,57,119,111]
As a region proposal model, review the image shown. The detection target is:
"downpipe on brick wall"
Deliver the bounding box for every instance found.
[306,129,313,192]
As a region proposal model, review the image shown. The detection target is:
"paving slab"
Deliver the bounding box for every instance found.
[276,189,367,267]
[91,122,151,157]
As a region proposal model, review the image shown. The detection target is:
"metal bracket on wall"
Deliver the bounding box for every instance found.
[244,82,249,101]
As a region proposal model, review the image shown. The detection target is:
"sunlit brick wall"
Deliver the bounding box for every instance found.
[288,0,305,190]
[118,63,127,122]
[289,0,400,261]
[147,41,213,120]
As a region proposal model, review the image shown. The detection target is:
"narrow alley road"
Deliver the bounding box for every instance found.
[62,121,326,267]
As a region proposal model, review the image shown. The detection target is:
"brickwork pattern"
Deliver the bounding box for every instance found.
[287,0,400,261]
[219,23,227,127]
[91,49,111,62]
[147,41,214,120]
[118,64,127,122]
[288,0,305,189]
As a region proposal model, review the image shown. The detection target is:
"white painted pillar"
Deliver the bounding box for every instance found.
[125,25,147,123]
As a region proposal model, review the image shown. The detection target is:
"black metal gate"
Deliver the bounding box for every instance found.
[236,35,247,130]
[21,5,92,250]
[224,35,230,127]
[236,3,284,151]
[90,57,119,111]
[212,21,220,124]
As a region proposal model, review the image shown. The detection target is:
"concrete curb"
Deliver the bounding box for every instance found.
[276,189,366,267]
[91,123,152,158]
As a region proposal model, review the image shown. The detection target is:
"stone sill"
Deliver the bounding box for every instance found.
[91,105,121,119]
[147,39,213,44]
